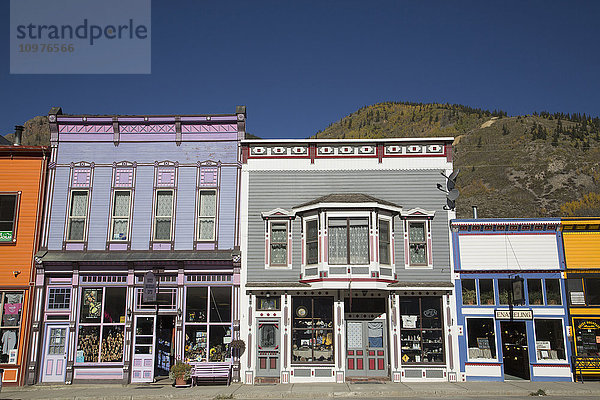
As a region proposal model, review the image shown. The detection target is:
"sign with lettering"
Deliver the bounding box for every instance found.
[577,320,600,330]
[570,292,586,305]
[142,271,156,303]
[495,309,533,320]
[0,231,13,241]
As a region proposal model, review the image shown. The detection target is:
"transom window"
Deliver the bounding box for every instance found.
[408,222,427,265]
[67,190,89,241]
[198,189,217,241]
[328,218,369,265]
[154,190,174,241]
[270,223,288,266]
[110,190,131,241]
[0,194,18,242]
[48,288,71,310]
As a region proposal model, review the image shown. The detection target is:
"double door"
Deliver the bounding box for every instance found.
[346,319,387,377]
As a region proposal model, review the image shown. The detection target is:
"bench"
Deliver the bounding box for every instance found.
[190,362,232,386]
[572,356,600,382]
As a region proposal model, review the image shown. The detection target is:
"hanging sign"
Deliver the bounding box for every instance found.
[143,271,157,303]
[495,309,533,320]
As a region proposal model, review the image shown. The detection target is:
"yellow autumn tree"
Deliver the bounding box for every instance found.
[560,192,600,216]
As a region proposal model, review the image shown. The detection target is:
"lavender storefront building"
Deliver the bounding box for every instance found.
[28,107,245,384]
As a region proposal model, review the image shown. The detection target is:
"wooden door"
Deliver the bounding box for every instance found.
[256,320,280,377]
[131,316,156,383]
[41,325,69,383]
[346,320,387,377]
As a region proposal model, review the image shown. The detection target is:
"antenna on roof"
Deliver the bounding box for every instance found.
[437,169,459,210]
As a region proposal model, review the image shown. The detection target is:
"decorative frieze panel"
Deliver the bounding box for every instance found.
[181,124,237,133]
[59,124,113,134]
[292,146,307,155]
[120,124,176,134]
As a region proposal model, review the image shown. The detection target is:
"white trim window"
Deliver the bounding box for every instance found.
[269,222,289,267]
[67,190,89,241]
[153,189,174,241]
[198,189,217,241]
[110,190,132,241]
[328,217,369,265]
[401,208,434,269]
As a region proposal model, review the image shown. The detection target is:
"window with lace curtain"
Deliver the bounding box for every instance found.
[110,190,131,241]
[198,189,217,241]
[408,222,427,266]
[67,190,89,241]
[328,218,369,265]
[154,190,174,241]
[270,222,288,266]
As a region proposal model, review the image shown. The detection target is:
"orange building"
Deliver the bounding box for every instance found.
[0,144,48,385]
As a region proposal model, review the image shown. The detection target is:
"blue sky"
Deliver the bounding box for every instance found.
[1,0,599,138]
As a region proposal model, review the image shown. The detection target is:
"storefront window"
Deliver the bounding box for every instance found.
[292,297,334,364]
[462,279,476,305]
[528,279,543,305]
[534,319,566,360]
[0,291,24,363]
[467,318,496,359]
[479,279,495,305]
[574,319,600,357]
[184,286,233,363]
[400,297,444,364]
[585,279,600,305]
[545,279,562,305]
[498,279,511,305]
[77,287,126,363]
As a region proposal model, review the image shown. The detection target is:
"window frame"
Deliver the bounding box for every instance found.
[305,217,319,266]
[109,189,132,242]
[544,279,562,306]
[66,189,90,242]
[269,221,289,267]
[399,296,445,365]
[327,217,370,266]
[407,221,428,267]
[378,217,392,265]
[152,189,175,241]
[197,188,218,242]
[291,296,335,365]
[0,192,20,244]
[47,287,72,311]
[0,290,25,363]
[465,317,498,361]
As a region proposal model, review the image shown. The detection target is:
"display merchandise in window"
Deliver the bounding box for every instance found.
[467,318,496,359]
[185,326,207,362]
[186,287,208,322]
[77,287,126,363]
[399,297,444,364]
[0,291,23,363]
[209,325,231,362]
[328,218,369,265]
[462,279,476,305]
[408,222,427,265]
[534,319,566,360]
[0,194,18,242]
[574,319,600,357]
[292,297,334,364]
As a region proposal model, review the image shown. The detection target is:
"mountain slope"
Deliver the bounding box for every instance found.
[313,102,600,218]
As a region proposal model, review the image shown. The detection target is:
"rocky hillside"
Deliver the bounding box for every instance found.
[313,102,600,218]
[4,116,50,146]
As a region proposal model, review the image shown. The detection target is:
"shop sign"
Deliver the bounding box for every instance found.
[143,271,156,303]
[577,320,600,330]
[495,309,533,320]
[570,292,586,305]
[0,231,13,241]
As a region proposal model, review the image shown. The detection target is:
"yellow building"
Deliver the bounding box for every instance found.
[562,217,600,379]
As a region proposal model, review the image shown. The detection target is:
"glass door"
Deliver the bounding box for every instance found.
[131,316,155,383]
[41,324,69,383]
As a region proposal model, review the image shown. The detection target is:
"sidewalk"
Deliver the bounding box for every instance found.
[2,381,600,399]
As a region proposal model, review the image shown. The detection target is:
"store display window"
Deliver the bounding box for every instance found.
[76,287,126,363]
[534,319,566,360]
[399,297,444,364]
[462,279,476,305]
[0,291,24,363]
[574,319,600,357]
[292,297,334,364]
[183,286,232,363]
[545,279,562,305]
[528,279,543,305]
[257,296,280,311]
[584,279,600,305]
[466,318,496,359]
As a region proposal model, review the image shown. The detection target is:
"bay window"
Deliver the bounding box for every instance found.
[67,190,89,241]
[306,219,318,265]
[328,218,369,265]
[77,287,126,363]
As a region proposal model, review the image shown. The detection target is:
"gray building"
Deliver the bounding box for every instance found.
[239,138,460,384]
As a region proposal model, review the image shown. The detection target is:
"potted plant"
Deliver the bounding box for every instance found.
[462,289,477,305]
[169,360,192,387]
[230,339,246,357]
